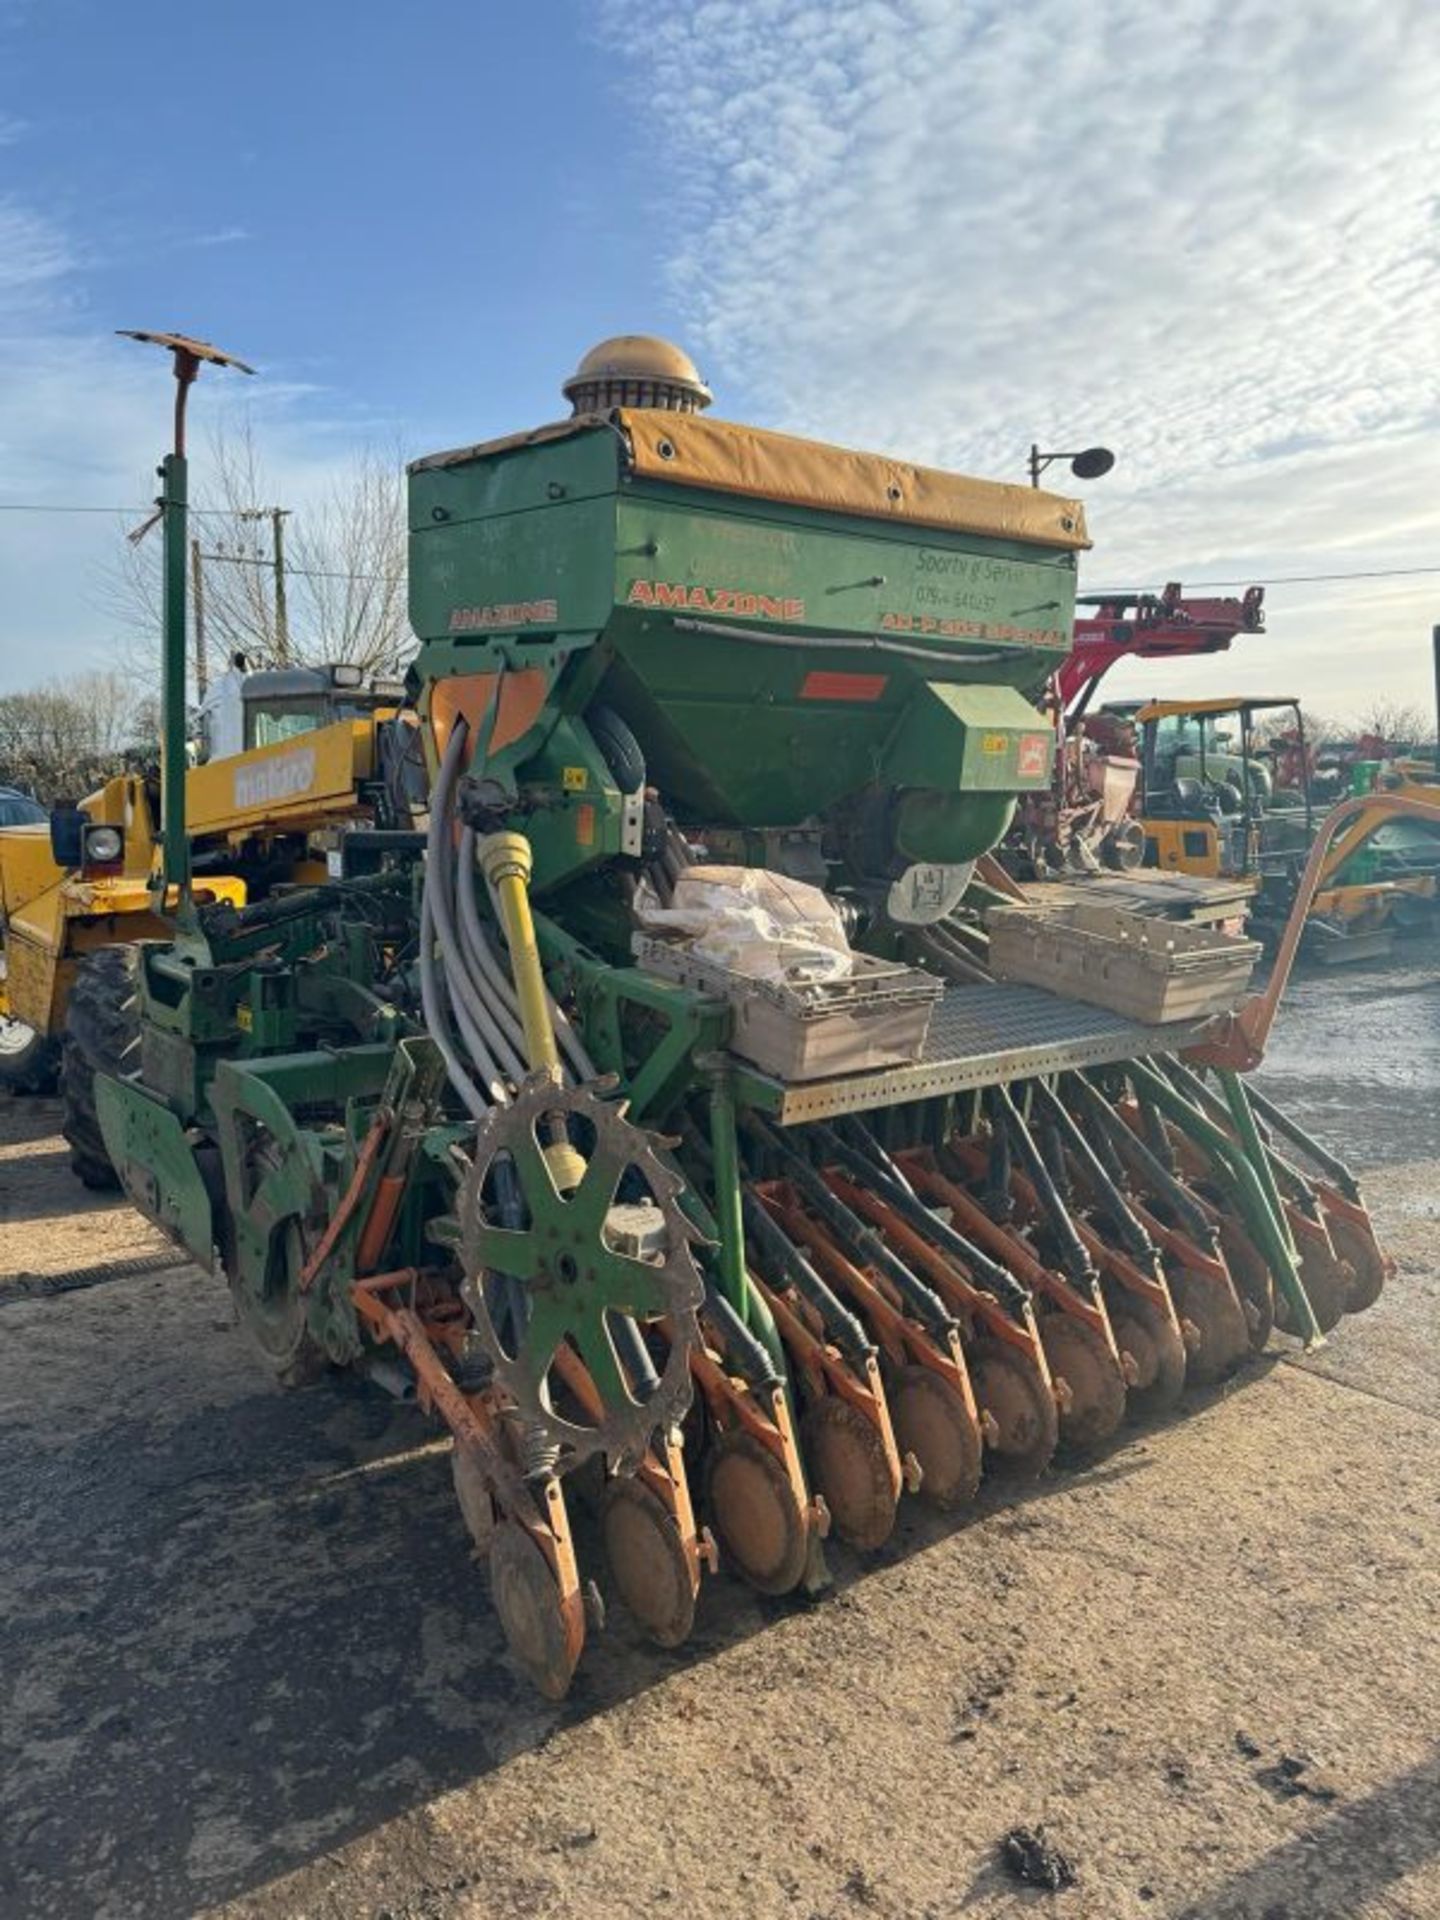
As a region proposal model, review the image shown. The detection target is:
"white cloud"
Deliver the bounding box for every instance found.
[602,0,1440,717]
[0,200,399,692]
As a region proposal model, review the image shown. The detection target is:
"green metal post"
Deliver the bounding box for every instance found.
[160,449,191,894]
[707,1066,785,1373]
[1128,1058,1321,1345]
[1216,1068,1323,1345]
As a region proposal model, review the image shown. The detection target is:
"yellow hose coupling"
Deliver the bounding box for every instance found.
[478,830,533,890]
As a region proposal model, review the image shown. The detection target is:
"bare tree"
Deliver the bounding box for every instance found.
[105,421,411,697]
[1349,697,1432,748]
[0,671,151,803]
[1249,705,1337,748]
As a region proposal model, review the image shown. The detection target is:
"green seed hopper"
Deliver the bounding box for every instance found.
[87,336,1391,1698]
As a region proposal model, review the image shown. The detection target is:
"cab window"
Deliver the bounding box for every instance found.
[246,699,328,749]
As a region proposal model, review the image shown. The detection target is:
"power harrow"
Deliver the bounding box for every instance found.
[89,334,1398,1698]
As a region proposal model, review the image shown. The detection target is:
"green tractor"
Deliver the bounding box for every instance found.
[90,332,1391,1697]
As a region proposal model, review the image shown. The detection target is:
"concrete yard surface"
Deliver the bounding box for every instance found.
[0,964,1437,1920]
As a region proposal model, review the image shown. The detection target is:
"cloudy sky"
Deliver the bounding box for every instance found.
[2,0,1438,719]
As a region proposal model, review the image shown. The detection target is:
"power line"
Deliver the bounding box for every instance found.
[0,502,278,519]
[1086,564,1440,592]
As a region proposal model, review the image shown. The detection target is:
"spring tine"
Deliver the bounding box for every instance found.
[1160,1058,1324,1221]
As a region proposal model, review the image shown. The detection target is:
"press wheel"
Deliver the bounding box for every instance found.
[600,1479,696,1649]
[965,1336,1057,1480]
[1323,1210,1386,1313]
[452,1442,497,1554]
[1108,1300,1187,1418]
[799,1395,898,1551]
[1039,1315,1127,1451]
[488,1519,583,1701]
[1216,1216,1275,1350]
[886,1365,982,1510]
[230,1214,328,1389]
[1292,1242,1347,1334]
[1169,1267,1249,1385]
[704,1430,809,1596]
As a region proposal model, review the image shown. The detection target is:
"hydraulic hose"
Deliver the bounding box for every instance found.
[419,880,487,1120]
[453,827,530,1085]
[422,718,509,1112]
[424,729,516,1101]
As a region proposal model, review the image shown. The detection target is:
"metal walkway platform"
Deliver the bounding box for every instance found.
[734,980,1204,1124]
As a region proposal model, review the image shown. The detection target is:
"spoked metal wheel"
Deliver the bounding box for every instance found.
[459,1076,704,1475]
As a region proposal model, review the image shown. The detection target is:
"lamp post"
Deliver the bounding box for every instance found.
[1028,444,1116,489]
[116,331,254,895]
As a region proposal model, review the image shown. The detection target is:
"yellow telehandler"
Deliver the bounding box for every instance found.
[0,659,421,1181]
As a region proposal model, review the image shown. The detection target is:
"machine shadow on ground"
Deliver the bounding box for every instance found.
[0,1253,1280,1920]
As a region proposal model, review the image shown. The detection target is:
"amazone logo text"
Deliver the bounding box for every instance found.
[627,581,805,621]
[449,599,559,632]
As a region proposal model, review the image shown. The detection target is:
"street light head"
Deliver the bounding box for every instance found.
[1069,446,1116,481]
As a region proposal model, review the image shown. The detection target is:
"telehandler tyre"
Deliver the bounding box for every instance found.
[61,946,141,1190]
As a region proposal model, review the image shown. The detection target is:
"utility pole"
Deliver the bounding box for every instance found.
[238,504,293,664]
[191,537,207,697]
[271,506,291,665]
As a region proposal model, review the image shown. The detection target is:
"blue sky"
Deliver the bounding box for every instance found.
[3,0,1439,718]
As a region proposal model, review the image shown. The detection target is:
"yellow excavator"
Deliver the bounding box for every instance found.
[0,660,422,1169]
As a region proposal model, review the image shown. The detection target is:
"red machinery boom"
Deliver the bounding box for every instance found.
[1060,582,1265,720]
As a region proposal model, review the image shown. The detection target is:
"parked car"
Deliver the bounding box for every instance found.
[0,787,46,828]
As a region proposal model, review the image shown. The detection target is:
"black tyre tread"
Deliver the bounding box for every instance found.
[60,945,142,1190]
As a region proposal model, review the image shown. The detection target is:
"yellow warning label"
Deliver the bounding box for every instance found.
[981,732,1008,755]
[236,1003,253,1032]
[562,766,588,792]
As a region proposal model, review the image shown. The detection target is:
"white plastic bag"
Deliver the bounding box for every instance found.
[635,865,852,985]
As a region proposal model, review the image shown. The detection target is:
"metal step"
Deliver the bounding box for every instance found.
[733,980,1206,1124]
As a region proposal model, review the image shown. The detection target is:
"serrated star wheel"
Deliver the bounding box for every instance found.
[459,1076,704,1473]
